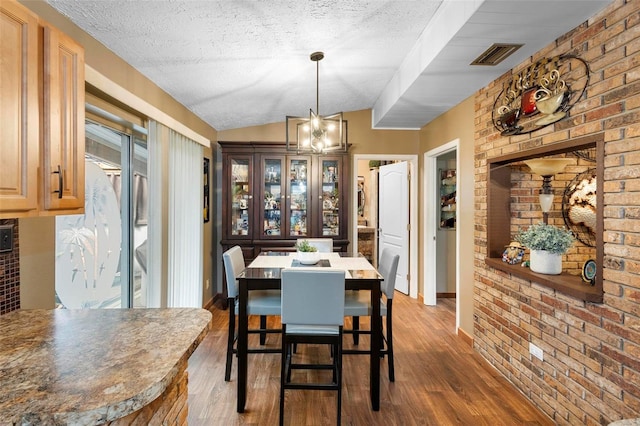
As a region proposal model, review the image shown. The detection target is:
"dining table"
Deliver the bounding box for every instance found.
[236,251,384,413]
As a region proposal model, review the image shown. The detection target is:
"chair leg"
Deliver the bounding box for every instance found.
[386,310,395,382]
[260,315,267,345]
[225,305,236,382]
[332,342,337,383]
[337,338,343,425]
[279,328,288,426]
[286,343,293,383]
[352,316,360,345]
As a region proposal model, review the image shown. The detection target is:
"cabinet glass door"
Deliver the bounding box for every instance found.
[321,159,340,236]
[288,158,309,237]
[230,158,251,236]
[261,157,283,237]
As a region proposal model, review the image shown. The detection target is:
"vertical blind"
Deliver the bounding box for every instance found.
[149,120,203,308]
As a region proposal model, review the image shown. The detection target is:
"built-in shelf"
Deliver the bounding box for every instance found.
[485,258,603,303]
[486,134,604,303]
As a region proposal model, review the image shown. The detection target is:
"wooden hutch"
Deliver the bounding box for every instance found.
[219,141,350,261]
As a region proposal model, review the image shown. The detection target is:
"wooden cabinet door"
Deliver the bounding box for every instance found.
[0,1,39,216]
[42,24,85,211]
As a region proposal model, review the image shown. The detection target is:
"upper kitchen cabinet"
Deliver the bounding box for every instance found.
[0,1,39,215]
[41,23,85,212]
[0,0,85,219]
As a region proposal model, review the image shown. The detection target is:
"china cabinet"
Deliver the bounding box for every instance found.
[0,0,85,218]
[220,141,349,260]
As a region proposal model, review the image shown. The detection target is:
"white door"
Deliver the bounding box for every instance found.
[379,161,409,294]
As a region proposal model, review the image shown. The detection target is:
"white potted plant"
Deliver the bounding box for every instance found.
[294,239,321,265]
[516,222,575,274]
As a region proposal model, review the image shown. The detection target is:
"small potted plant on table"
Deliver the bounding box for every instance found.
[295,239,321,265]
[516,222,575,274]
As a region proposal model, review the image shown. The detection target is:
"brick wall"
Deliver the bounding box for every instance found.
[474,1,640,424]
[0,219,20,315]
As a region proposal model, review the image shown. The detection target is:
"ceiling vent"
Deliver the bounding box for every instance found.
[471,43,523,66]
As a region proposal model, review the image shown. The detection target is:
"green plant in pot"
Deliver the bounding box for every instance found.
[516,222,575,274]
[294,240,321,265]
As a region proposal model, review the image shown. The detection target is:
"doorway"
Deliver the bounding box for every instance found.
[351,154,418,299]
[423,140,460,328]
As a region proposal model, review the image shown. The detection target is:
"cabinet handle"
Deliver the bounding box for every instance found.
[53,165,63,199]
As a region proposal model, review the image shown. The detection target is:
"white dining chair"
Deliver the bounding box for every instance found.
[223,246,281,382]
[297,238,333,253]
[343,248,400,381]
[279,268,345,426]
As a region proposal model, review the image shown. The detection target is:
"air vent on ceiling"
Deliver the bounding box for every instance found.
[471,43,523,66]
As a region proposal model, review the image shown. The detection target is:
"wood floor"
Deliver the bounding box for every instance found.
[187,293,553,426]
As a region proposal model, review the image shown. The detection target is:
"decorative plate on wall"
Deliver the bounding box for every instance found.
[562,169,597,247]
[582,259,596,284]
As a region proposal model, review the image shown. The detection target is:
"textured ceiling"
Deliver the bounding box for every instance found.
[45,0,612,131]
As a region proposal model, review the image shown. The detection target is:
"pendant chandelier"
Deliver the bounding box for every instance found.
[286,52,347,153]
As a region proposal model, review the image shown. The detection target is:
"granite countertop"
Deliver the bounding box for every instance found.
[0,308,212,425]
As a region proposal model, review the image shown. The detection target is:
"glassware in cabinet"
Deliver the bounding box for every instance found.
[261,157,283,237]
[321,159,340,236]
[230,158,252,236]
[288,157,309,237]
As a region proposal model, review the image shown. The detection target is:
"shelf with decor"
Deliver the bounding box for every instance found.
[440,169,456,229]
[485,134,604,303]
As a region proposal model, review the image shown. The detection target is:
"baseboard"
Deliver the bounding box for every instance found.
[203,297,214,311]
[457,327,474,347]
[212,292,228,310]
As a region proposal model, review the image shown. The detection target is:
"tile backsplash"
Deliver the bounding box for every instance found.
[0,219,20,314]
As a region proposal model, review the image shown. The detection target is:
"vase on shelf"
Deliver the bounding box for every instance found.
[530,250,562,275]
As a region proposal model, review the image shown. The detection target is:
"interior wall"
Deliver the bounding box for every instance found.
[18,217,55,309]
[474,1,640,422]
[419,96,475,334]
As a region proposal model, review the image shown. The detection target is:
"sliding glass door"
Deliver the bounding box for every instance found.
[55,118,149,308]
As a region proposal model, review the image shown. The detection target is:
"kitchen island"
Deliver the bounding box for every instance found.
[0,308,211,425]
